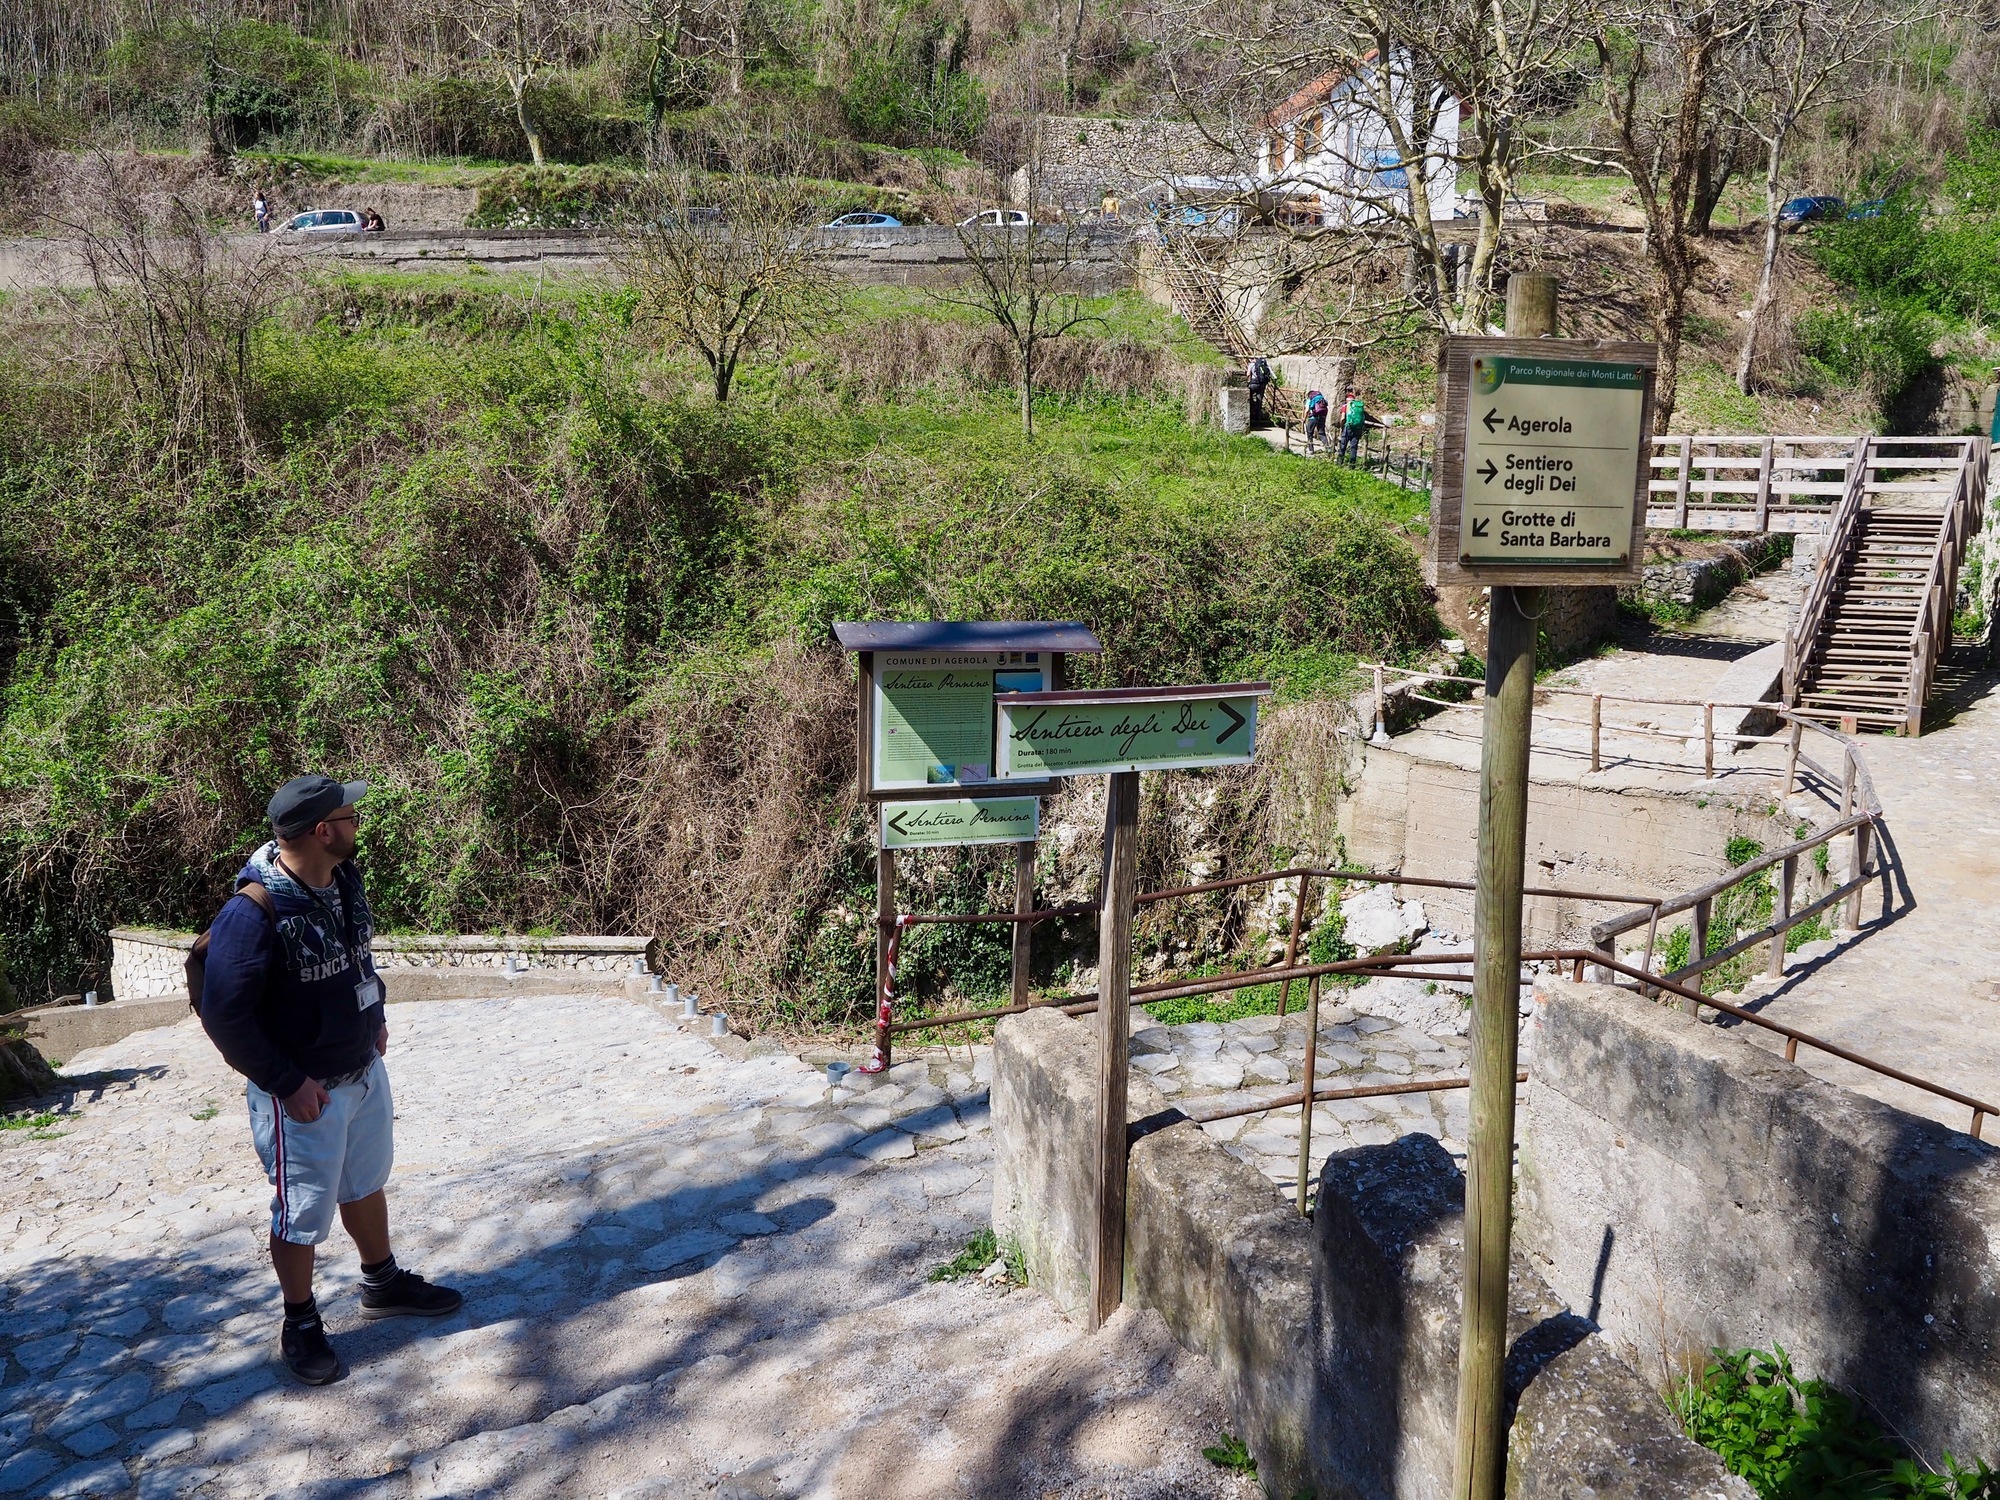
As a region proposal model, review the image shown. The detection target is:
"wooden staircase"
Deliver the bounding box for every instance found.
[1785,436,1988,735]
[1151,222,1251,361]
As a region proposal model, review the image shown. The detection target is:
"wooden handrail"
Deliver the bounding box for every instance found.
[1784,439,1872,705]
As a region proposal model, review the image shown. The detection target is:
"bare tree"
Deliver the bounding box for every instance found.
[49,154,292,468]
[1729,0,1920,392]
[924,139,1104,439]
[1141,0,1589,340]
[1581,0,1767,430]
[432,0,577,165]
[618,129,843,403]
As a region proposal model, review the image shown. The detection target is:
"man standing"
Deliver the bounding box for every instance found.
[1247,355,1272,429]
[200,775,461,1385]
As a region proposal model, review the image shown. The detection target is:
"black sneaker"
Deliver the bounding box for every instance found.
[359,1268,464,1320]
[280,1311,343,1385]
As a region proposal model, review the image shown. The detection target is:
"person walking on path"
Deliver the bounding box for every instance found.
[253,192,270,233]
[1247,355,1272,429]
[1303,388,1330,454]
[199,774,461,1385]
[1337,386,1370,464]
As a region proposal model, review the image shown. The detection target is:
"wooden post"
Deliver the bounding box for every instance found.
[1844,819,1873,932]
[1754,437,1774,530]
[1011,839,1036,1008]
[1783,719,1802,796]
[1687,899,1710,1014]
[1771,854,1797,978]
[1589,694,1601,773]
[1296,973,1322,1217]
[1450,582,1538,1500]
[1675,435,1692,528]
[1840,750,1855,820]
[1702,702,1715,779]
[1091,769,1140,1331]
[1373,663,1388,741]
[1277,872,1311,1018]
[1505,272,1559,337]
[874,846,897,1070]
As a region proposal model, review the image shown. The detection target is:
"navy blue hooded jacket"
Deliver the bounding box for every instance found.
[198,841,386,1099]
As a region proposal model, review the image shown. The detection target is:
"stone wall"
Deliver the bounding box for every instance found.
[1519,981,2000,1463]
[110,928,655,1004]
[993,1005,1749,1499]
[1335,740,1816,945]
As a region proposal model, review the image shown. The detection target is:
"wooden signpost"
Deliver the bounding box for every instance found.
[996,680,1269,1329]
[1437,279,1657,1500]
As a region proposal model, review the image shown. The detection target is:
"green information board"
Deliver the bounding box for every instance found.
[879,795,1041,849]
[995,687,1265,778]
[871,651,1050,790]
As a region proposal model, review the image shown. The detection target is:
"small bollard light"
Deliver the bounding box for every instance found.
[710,1012,730,1038]
[825,1061,854,1088]
[631,954,649,976]
[648,972,665,995]
[83,989,98,1008]
[664,982,680,1007]
[682,991,701,1021]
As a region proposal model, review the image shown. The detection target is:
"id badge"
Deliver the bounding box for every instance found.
[355,975,382,1011]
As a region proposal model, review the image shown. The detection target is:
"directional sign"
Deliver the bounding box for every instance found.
[879,795,1041,849]
[994,684,1269,779]
[1432,336,1657,589]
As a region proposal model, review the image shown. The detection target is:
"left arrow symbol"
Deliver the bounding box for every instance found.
[888,811,910,836]
[1215,699,1247,744]
[1482,407,1501,434]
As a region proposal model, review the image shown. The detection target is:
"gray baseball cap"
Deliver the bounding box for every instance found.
[267,774,369,838]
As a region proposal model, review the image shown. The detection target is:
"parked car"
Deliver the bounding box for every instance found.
[1846,199,1888,220]
[826,212,903,228]
[958,208,1033,228]
[1777,195,1846,226]
[276,209,366,234]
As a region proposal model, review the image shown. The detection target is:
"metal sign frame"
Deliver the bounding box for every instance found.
[1431,336,1658,590]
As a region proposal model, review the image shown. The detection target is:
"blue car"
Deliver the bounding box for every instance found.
[1778,195,1846,226]
[826,212,903,228]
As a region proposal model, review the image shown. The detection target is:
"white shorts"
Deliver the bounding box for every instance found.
[248,1056,394,1246]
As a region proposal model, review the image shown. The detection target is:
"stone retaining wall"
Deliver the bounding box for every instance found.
[993,1005,1747,1498]
[110,928,654,1003]
[1519,980,2000,1464]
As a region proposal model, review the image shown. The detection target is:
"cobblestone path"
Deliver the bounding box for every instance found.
[0,994,1253,1500]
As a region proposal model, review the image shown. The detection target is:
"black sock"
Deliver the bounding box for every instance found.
[283,1296,318,1327]
[360,1255,398,1289]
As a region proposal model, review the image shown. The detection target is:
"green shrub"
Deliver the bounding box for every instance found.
[1795,303,1938,409]
[1675,1345,1998,1499]
[104,18,371,146]
[469,164,642,227]
[376,74,639,164]
[839,15,986,147]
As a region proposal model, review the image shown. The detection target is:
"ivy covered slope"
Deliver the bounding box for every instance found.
[0,281,1437,1020]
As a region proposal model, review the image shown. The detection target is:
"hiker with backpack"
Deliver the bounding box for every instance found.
[195,774,461,1385]
[1337,386,1371,464]
[1247,355,1272,428]
[1303,388,1331,454]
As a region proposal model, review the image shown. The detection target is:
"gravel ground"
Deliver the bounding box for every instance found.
[0,994,1257,1500]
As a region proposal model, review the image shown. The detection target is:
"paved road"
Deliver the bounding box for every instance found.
[0,995,1253,1500]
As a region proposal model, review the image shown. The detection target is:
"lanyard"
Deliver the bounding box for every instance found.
[274,854,361,964]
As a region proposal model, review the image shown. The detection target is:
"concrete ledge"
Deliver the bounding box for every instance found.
[993,1005,1746,1497]
[1520,980,2000,1463]
[8,996,193,1064]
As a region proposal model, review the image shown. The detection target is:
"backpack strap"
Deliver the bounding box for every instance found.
[186,882,276,1014]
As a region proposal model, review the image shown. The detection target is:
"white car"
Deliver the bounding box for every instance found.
[277,209,365,235]
[958,208,1034,228]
